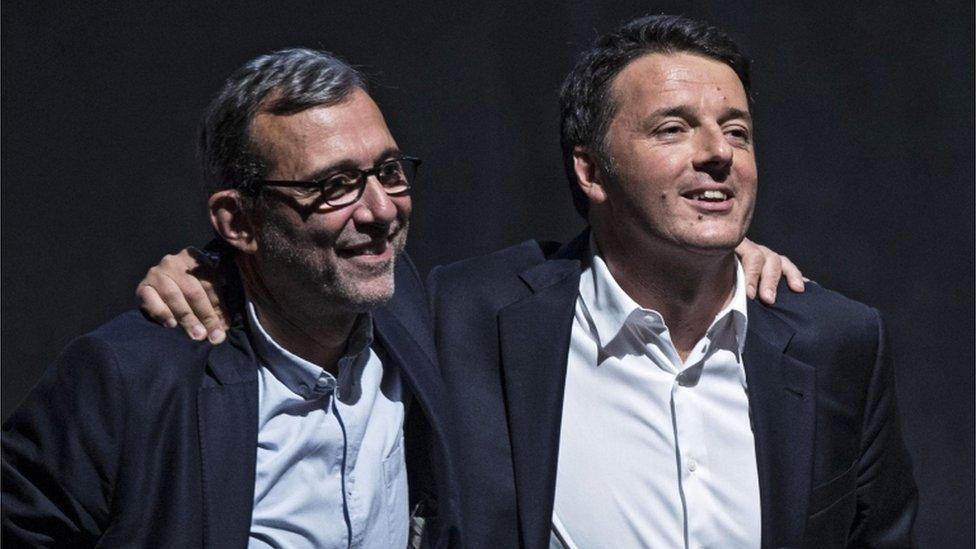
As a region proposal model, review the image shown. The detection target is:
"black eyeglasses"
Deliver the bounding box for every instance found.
[246,155,421,207]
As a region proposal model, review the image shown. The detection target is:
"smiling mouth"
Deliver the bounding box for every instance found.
[683,189,732,202]
[335,225,403,259]
[336,240,390,258]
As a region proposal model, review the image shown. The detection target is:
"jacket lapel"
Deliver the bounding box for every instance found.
[498,254,582,549]
[374,305,460,547]
[197,328,259,549]
[743,302,817,548]
[373,305,450,467]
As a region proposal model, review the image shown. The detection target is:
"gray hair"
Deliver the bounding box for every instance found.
[199,48,367,195]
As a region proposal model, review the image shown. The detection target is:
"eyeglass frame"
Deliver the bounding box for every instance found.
[240,155,421,207]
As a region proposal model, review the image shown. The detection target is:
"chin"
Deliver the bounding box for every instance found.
[331,273,396,312]
[678,224,747,250]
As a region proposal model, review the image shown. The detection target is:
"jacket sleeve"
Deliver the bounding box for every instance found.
[848,310,918,546]
[2,335,126,547]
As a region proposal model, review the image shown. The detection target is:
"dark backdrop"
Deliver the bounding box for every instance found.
[3,1,973,546]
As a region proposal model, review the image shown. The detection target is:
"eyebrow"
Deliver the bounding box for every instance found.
[719,107,752,124]
[304,146,402,181]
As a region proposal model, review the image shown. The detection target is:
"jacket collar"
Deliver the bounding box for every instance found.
[197,326,259,548]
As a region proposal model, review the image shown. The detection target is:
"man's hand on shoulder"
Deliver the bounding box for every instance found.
[735,238,806,304]
[136,248,230,344]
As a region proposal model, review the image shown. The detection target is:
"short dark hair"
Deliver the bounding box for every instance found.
[559,14,751,217]
[200,48,366,195]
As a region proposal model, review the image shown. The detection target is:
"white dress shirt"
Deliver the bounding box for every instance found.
[551,243,761,549]
[246,301,409,548]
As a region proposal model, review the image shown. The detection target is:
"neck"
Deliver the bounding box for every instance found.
[594,232,737,361]
[239,259,356,376]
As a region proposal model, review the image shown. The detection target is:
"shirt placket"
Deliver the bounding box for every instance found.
[646,315,715,549]
[333,357,369,549]
[298,369,360,549]
[674,366,713,549]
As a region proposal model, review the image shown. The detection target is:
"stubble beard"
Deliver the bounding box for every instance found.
[256,221,408,315]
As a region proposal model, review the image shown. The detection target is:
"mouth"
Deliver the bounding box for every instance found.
[336,241,390,259]
[335,227,402,263]
[680,187,735,212]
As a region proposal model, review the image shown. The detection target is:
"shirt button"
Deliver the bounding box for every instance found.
[316,376,336,392]
[688,458,698,472]
[298,383,311,397]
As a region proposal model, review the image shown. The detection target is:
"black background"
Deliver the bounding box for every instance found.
[2,1,973,545]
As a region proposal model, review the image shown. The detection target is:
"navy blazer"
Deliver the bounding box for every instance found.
[2,254,460,548]
[429,233,917,549]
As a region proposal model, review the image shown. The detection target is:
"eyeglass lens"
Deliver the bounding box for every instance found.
[323,158,416,206]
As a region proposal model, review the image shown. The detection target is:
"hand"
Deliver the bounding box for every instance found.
[735,238,806,304]
[136,248,230,344]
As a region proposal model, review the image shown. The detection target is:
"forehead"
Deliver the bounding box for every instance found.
[250,88,396,178]
[610,52,749,114]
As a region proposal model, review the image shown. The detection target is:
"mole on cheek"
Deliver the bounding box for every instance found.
[698,215,703,220]
[660,193,667,200]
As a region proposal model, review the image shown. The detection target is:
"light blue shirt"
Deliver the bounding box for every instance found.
[246,301,409,548]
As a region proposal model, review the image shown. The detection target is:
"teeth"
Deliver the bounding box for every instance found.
[347,244,386,256]
[691,190,728,201]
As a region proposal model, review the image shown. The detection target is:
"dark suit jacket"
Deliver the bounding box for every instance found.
[429,233,917,549]
[2,255,460,548]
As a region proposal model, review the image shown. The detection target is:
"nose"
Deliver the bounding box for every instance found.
[692,125,733,180]
[351,175,399,226]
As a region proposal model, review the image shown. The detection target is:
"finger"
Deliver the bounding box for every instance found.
[152,272,208,341]
[758,249,783,305]
[184,248,230,343]
[781,256,806,293]
[189,278,230,344]
[737,245,765,300]
[137,284,178,328]
[172,275,225,344]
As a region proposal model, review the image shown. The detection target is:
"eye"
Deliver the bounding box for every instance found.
[653,122,688,140]
[376,160,406,185]
[323,171,361,188]
[724,125,752,144]
[319,171,361,200]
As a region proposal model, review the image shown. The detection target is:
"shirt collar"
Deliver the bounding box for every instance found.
[579,235,748,354]
[246,299,374,399]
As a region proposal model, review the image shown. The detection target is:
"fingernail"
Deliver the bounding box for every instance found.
[165,318,178,328]
[747,284,756,298]
[191,325,207,340]
[208,329,226,344]
[765,288,776,301]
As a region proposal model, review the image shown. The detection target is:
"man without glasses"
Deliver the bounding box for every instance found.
[430,15,917,548]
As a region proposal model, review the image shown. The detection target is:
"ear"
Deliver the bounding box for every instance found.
[208,190,258,254]
[572,145,608,205]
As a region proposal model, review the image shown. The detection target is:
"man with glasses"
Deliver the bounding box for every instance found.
[1,48,458,547]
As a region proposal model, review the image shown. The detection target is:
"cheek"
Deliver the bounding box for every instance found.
[393,196,412,221]
[734,152,758,180]
[307,213,356,247]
